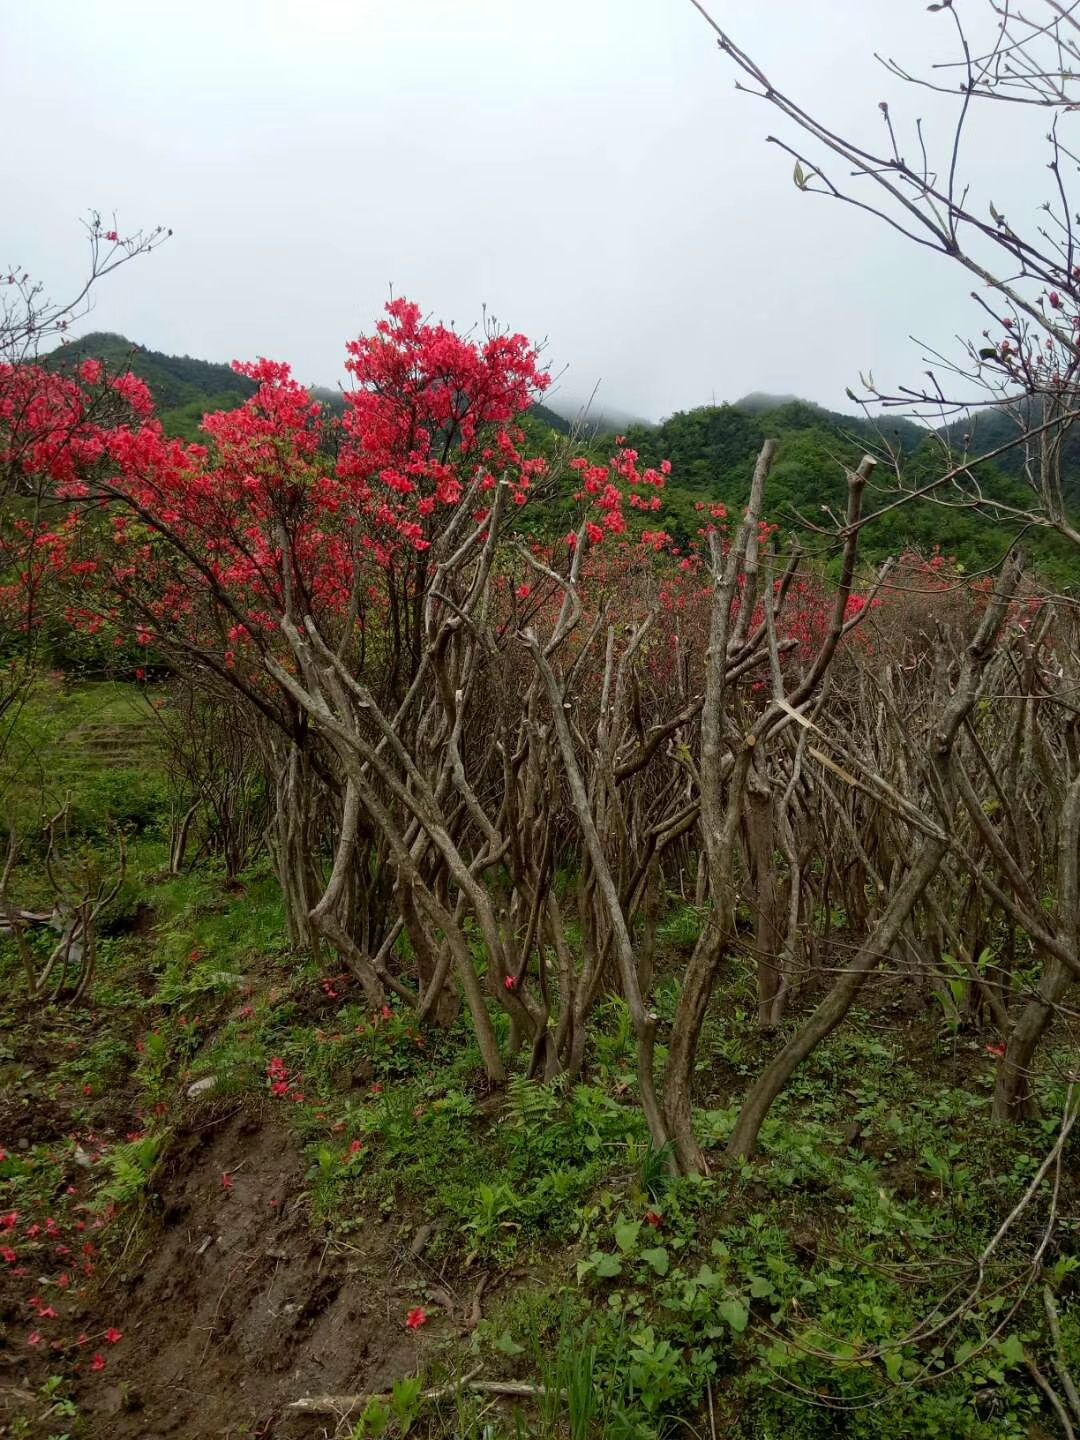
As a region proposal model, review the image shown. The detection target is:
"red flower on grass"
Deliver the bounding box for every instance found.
[90,1352,106,1371]
[405,1307,427,1331]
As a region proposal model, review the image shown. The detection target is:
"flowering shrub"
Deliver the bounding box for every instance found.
[0,296,905,1173]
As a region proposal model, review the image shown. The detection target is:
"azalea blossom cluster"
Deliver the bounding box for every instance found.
[266,1055,305,1104]
[567,439,670,547]
[0,299,557,693]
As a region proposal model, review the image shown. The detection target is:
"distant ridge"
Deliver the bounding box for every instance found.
[46,332,256,411]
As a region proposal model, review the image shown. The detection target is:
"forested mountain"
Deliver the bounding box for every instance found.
[529,401,572,435]
[939,398,1080,502]
[616,398,1079,584]
[47,332,1080,584]
[46,332,257,439]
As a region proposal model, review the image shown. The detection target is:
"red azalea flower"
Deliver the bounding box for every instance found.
[27,1331,42,1346]
[644,1210,663,1228]
[90,1352,106,1371]
[405,1307,427,1330]
[504,975,517,991]
[221,1172,234,1190]
[985,1042,1007,1058]
[105,1327,123,1344]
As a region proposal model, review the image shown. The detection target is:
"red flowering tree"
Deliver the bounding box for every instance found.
[0,214,167,778]
[8,303,559,1020]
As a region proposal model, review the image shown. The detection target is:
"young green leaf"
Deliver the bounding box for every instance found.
[640,1247,669,1276]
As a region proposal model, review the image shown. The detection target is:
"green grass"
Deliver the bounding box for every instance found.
[0,681,1077,1440]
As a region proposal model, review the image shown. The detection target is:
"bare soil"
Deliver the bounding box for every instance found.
[1,1107,440,1440]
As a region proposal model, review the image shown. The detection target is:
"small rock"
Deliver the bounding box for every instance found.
[410,1223,436,1257]
[73,1146,94,1169]
[187,1075,217,1098]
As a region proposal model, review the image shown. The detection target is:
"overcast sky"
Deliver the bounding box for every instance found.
[3,1,1046,421]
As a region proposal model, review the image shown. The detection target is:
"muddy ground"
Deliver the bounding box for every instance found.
[0,1105,454,1440]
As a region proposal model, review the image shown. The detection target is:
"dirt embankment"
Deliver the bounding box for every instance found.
[2,1110,432,1440]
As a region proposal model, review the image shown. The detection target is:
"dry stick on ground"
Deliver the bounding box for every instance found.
[285,1371,553,1420]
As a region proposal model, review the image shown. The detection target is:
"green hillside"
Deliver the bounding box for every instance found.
[615,399,1080,585]
[46,332,257,440]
